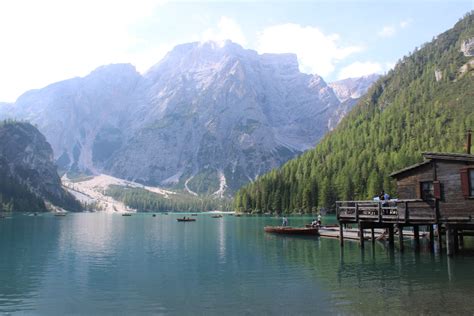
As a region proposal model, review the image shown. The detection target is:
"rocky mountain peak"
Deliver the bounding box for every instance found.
[0,41,378,196]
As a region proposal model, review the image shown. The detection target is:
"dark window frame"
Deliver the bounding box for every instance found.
[470,169,474,197]
[420,181,434,201]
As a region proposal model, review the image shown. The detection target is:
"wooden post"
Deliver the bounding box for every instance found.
[388,226,395,248]
[429,225,434,251]
[371,227,375,244]
[404,201,409,223]
[339,223,344,247]
[355,204,359,222]
[414,225,420,249]
[453,228,459,253]
[459,230,464,248]
[378,203,382,222]
[398,224,404,252]
[446,225,454,257]
[437,224,443,252]
[359,222,365,248]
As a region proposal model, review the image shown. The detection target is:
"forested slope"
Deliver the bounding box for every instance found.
[234,12,474,214]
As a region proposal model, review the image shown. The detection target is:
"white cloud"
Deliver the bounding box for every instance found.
[378,19,412,38]
[201,16,247,46]
[378,26,396,38]
[0,0,166,101]
[400,19,412,28]
[337,61,394,79]
[256,23,362,77]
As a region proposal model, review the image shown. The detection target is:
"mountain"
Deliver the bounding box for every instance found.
[1,41,375,195]
[0,121,82,212]
[233,12,474,214]
[327,74,380,130]
[329,74,381,103]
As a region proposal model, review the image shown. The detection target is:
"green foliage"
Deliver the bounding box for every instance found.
[234,13,474,214]
[106,185,232,212]
[0,158,47,212]
[186,169,220,194]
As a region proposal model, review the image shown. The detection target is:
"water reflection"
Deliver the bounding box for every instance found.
[1,214,474,314]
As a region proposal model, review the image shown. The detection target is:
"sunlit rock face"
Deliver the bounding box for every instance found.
[2,41,376,195]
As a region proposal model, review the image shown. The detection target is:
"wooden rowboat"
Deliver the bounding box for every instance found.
[177,218,196,222]
[264,226,319,235]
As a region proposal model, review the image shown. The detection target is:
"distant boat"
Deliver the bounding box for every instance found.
[163,212,169,215]
[122,213,132,217]
[191,213,198,216]
[54,213,67,217]
[211,214,223,218]
[264,226,319,236]
[235,214,242,217]
[152,214,156,217]
[177,217,196,222]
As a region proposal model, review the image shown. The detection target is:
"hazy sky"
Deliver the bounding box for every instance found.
[0,0,471,102]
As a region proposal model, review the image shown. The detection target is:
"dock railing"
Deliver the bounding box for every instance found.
[336,199,436,224]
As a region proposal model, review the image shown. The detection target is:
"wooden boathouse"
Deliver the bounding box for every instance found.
[336,147,474,256]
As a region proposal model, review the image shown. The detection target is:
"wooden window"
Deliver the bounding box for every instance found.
[420,181,434,200]
[471,170,474,197]
[461,168,473,198]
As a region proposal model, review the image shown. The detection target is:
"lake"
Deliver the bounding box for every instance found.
[1,213,473,315]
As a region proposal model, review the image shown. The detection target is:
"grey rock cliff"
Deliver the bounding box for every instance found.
[1,41,377,195]
[0,121,81,211]
[327,74,380,130]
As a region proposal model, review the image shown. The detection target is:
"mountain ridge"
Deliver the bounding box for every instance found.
[233,12,474,213]
[0,41,378,195]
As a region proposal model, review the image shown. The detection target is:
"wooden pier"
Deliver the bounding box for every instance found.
[335,150,474,256]
[336,200,436,249]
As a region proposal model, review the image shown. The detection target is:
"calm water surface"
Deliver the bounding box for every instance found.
[1,213,474,315]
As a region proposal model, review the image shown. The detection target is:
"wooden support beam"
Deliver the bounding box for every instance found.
[398,224,404,252]
[459,231,464,247]
[371,227,375,244]
[388,226,395,248]
[453,229,459,253]
[355,204,359,222]
[339,224,344,247]
[437,224,443,252]
[429,225,434,251]
[378,203,382,222]
[446,225,454,257]
[414,225,420,249]
[359,222,365,248]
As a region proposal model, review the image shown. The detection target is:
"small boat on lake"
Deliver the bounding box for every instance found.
[191,214,198,216]
[264,226,319,236]
[177,217,196,222]
[211,214,223,218]
[54,213,67,217]
[122,213,132,217]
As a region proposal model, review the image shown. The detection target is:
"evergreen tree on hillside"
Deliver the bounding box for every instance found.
[234,12,474,214]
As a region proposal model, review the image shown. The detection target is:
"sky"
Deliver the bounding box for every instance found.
[0,0,472,102]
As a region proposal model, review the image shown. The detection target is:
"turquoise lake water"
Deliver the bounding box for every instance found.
[1,213,474,315]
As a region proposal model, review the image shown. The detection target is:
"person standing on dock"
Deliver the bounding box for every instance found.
[282,217,288,227]
[379,190,390,207]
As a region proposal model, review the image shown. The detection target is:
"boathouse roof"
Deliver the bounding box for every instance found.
[390,152,474,178]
